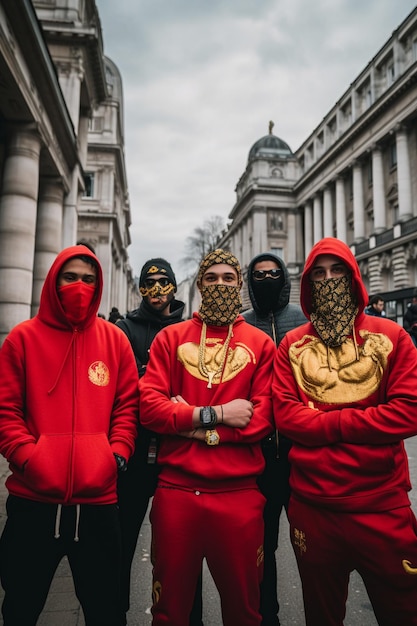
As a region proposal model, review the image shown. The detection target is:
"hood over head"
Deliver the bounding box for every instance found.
[301,238,368,319]
[197,249,242,288]
[37,245,103,330]
[246,252,290,314]
[139,258,177,292]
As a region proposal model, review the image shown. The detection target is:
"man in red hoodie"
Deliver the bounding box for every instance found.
[0,245,138,626]
[273,237,417,626]
[139,249,276,626]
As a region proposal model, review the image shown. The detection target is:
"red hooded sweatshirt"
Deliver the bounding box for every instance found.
[139,313,275,491]
[273,237,417,512]
[0,245,138,505]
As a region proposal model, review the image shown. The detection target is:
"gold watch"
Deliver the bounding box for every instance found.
[205,429,220,446]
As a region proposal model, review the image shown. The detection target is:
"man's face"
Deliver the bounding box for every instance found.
[252,259,281,282]
[143,273,174,313]
[200,264,238,287]
[373,300,384,313]
[58,258,97,287]
[309,255,348,282]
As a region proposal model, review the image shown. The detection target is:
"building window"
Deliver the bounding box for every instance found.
[83,173,95,198]
[271,247,284,261]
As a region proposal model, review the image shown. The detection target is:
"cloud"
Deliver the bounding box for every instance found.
[96,0,417,281]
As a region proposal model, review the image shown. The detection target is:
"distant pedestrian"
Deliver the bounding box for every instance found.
[0,245,139,626]
[403,288,417,347]
[109,306,123,323]
[365,294,385,316]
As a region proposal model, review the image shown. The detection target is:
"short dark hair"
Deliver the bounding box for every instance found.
[369,294,383,306]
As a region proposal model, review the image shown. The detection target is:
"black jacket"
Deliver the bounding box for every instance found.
[117,298,185,464]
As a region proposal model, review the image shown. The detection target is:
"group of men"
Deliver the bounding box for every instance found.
[0,238,416,626]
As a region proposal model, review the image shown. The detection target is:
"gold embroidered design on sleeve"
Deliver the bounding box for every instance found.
[403,559,417,575]
[289,330,393,404]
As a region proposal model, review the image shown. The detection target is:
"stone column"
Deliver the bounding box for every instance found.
[335,177,347,242]
[323,186,333,238]
[32,179,65,316]
[252,207,268,257]
[371,145,386,233]
[352,161,365,241]
[313,194,323,244]
[0,127,41,343]
[304,202,313,257]
[396,126,412,221]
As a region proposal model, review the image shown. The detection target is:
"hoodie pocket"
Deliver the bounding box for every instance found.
[24,434,72,498]
[71,432,116,498]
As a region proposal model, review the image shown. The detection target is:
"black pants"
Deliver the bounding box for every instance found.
[0,495,123,626]
[117,455,203,625]
[257,436,291,626]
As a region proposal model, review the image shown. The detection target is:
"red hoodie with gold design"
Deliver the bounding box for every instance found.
[139,313,275,491]
[273,237,417,512]
[0,245,138,505]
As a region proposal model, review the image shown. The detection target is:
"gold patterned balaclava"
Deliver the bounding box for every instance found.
[197,249,243,326]
[310,274,358,346]
[139,258,176,299]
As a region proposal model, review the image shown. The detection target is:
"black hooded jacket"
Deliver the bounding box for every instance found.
[243,253,306,343]
[117,297,185,463]
[117,298,185,377]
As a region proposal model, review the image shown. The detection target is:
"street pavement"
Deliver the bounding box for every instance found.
[0,437,416,625]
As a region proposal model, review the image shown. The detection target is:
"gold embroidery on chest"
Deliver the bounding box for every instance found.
[177,338,253,384]
[289,330,393,404]
[88,361,110,386]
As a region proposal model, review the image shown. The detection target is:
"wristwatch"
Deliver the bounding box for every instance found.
[199,406,217,428]
[205,429,220,446]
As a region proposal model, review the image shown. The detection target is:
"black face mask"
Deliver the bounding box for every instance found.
[252,275,285,314]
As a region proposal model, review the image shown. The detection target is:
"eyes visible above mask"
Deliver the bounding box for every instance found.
[143,277,171,288]
[252,269,282,280]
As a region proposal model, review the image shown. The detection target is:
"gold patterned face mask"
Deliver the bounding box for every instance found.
[310,274,358,346]
[199,284,242,326]
[139,277,175,299]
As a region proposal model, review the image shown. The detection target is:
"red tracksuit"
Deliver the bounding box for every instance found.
[140,313,275,626]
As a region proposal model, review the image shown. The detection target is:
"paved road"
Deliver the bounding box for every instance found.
[0,436,416,625]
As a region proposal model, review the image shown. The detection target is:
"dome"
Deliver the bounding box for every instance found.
[248,123,292,162]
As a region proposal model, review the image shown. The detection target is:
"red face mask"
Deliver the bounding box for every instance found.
[58,282,96,325]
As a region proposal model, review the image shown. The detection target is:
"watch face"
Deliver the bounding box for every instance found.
[200,406,212,425]
[206,430,220,446]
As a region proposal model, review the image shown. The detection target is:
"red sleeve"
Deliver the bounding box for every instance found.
[108,334,140,460]
[139,330,195,434]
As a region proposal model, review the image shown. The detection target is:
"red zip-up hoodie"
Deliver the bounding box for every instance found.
[273,237,417,512]
[0,245,138,505]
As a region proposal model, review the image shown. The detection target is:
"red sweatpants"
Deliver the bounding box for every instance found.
[289,498,417,626]
[149,484,265,626]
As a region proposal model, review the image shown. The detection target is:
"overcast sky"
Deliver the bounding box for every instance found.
[95,0,417,282]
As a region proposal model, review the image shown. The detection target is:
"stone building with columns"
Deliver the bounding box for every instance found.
[0,0,137,344]
[217,6,417,324]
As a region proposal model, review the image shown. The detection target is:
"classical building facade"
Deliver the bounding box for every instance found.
[0,0,137,343]
[218,6,417,324]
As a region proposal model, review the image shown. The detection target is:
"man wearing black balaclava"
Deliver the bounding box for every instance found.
[243,253,306,626]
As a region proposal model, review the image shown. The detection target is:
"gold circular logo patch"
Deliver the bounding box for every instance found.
[88,361,110,386]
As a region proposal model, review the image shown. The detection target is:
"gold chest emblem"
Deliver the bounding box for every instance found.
[88,361,110,386]
[177,339,254,384]
[289,330,393,404]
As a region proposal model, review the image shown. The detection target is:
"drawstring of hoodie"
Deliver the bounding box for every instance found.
[47,334,76,395]
[326,325,360,371]
[54,503,81,542]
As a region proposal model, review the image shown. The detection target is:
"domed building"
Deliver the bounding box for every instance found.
[218,122,304,308]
